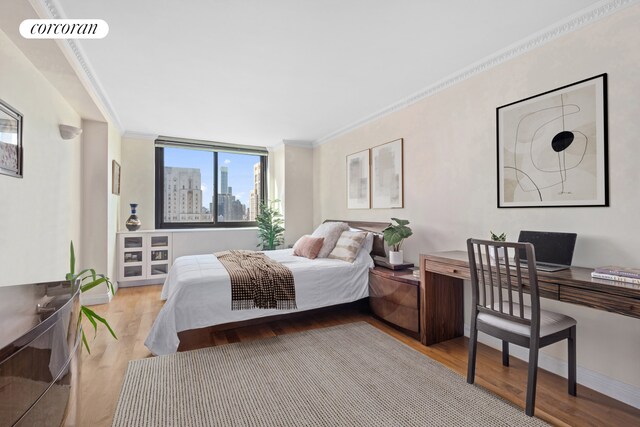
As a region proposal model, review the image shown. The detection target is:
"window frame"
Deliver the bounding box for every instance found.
[154,144,268,229]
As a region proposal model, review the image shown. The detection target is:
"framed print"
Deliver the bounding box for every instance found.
[0,99,23,178]
[497,74,608,208]
[112,160,121,195]
[346,149,370,209]
[371,138,404,208]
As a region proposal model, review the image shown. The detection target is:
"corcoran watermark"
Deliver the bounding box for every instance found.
[20,19,109,39]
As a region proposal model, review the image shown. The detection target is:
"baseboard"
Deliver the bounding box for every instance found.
[80,288,113,306]
[464,324,640,409]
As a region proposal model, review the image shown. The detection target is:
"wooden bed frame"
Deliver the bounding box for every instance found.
[176,220,390,349]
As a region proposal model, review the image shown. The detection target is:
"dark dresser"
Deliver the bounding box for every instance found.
[369,267,420,337]
[0,281,81,427]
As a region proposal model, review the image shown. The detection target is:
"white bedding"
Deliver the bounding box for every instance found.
[145,248,373,355]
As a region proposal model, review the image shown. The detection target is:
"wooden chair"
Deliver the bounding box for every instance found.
[466,238,577,416]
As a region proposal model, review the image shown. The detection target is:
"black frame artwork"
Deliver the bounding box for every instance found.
[497,74,608,208]
[0,99,23,178]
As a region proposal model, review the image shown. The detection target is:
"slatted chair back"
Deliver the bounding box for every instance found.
[466,238,541,337]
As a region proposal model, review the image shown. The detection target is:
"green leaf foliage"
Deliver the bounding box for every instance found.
[382,218,413,251]
[256,200,285,250]
[67,241,118,354]
[490,231,507,242]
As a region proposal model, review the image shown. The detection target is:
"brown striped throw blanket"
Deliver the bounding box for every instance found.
[214,250,297,310]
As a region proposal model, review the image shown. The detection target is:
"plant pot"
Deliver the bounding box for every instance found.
[388,250,403,265]
[489,247,505,260]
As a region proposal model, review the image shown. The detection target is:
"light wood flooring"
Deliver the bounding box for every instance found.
[79,285,640,427]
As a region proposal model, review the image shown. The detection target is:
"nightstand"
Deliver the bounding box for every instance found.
[369,266,420,337]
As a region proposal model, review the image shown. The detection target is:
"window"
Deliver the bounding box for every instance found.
[155,137,268,229]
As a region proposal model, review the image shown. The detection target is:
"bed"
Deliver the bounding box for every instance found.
[145,221,388,356]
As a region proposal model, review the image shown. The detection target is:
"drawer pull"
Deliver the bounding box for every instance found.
[449,268,458,274]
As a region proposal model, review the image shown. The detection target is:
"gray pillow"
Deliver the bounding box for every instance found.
[311,222,350,258]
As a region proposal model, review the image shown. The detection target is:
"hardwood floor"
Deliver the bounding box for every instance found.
[79,285,640,427]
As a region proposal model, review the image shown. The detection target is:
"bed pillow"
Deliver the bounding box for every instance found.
[292,235,325,259]
[360,232,374,254]
[311,222,350,258]
[328,231,368,263]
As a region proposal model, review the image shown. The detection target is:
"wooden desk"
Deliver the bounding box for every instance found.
[419,251,640,346]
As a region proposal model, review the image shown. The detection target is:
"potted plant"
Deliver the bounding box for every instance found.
[67,241,117,353]
[383,218,413,265]
[256,200,285,250]
[490,231,507,260]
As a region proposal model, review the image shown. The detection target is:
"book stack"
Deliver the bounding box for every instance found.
[591,265,640,285]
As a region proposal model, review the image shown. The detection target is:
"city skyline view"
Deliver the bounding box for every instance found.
[163,147,262,222]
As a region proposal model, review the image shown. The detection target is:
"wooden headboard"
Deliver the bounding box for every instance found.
[323,220,390,257]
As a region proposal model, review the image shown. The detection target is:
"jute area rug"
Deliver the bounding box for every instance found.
[113,322,548,426]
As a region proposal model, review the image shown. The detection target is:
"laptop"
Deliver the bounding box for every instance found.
[517,231,577,272]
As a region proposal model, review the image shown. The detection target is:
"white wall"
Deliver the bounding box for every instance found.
[120,136,155,230]
[172,228,259,259]
[0,28,82,286]
[313,5,640,405]
[81,120,122,303]
[107,126,122,288]
[283,145,314,246]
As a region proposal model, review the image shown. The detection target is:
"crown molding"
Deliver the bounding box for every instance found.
[122,131,159,141]
[313,0,639,147]
[283,139,314,148]
[31,0,124,133]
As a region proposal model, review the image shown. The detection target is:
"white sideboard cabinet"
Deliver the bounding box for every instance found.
[117,231,172,286]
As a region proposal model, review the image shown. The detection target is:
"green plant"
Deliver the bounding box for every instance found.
[66,241,117,354]
[490,231,507,242]
[256,200,285,250]
[382,218,413,252]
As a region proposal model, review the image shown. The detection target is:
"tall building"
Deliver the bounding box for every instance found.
[215,165,248,221]
[249,162,261,221]
[164,167,211,222]
[220,166,229,194]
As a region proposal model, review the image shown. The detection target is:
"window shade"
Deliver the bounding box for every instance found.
[155,136,268,156]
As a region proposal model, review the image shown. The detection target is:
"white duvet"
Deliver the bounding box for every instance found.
[145,248,373,355]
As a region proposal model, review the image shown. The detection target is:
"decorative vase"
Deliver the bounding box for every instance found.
[126,203,141,231]
[389,250,404,265]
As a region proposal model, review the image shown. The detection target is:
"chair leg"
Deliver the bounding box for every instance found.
[525,345,540,417]
[568,326,577,396]
[502,341,509,367]
[467,316,479,384]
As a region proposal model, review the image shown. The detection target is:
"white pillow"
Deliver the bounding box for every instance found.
[361,232,374,254]
[348,227,374,254]
[328,231,368,263]
[311,222,350,258]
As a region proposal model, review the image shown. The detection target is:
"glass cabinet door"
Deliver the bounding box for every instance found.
[124,237,143,248]
[151,236,169,247]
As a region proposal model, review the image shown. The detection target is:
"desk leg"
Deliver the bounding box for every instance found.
[420,271,464,346]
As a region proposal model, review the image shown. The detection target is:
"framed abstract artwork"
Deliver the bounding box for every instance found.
[497,74,608,208]
[371,138,404,209]
[346,149,370,209]
[0,99,23,178]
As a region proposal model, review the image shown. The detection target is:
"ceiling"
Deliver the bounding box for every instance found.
[45,0,606,146]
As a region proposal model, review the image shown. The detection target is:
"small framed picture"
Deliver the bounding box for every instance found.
[0,99,23,178]
[112,160,121,195]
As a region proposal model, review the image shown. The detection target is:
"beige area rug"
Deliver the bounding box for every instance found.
[113,322,548,426]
